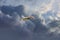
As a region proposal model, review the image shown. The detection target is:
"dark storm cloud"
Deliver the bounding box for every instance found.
[0,5,26,16]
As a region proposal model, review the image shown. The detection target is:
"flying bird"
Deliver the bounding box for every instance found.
[21,16,35,21]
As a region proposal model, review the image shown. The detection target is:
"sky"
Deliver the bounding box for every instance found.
[0,0,60,40]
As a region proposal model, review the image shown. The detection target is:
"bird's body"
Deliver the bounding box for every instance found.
[21,16,34,21]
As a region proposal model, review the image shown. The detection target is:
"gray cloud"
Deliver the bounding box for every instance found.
[0,5,49,40]
[0,0,60,40]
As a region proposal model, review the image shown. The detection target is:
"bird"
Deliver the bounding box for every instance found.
[21,16,35,21]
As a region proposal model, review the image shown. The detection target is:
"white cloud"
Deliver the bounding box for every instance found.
[49,27,60,34]
[57,11,60,17]
[49,16,54,20]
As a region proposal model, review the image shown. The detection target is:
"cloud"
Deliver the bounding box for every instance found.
[0,5,48,40]
[0,0,60,40]
[48,20,60,35]
[57,11,60,17]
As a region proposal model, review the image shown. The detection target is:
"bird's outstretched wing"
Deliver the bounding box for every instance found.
[21,17,30,21]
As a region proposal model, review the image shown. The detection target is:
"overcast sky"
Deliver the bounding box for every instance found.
[0,0,60,40]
